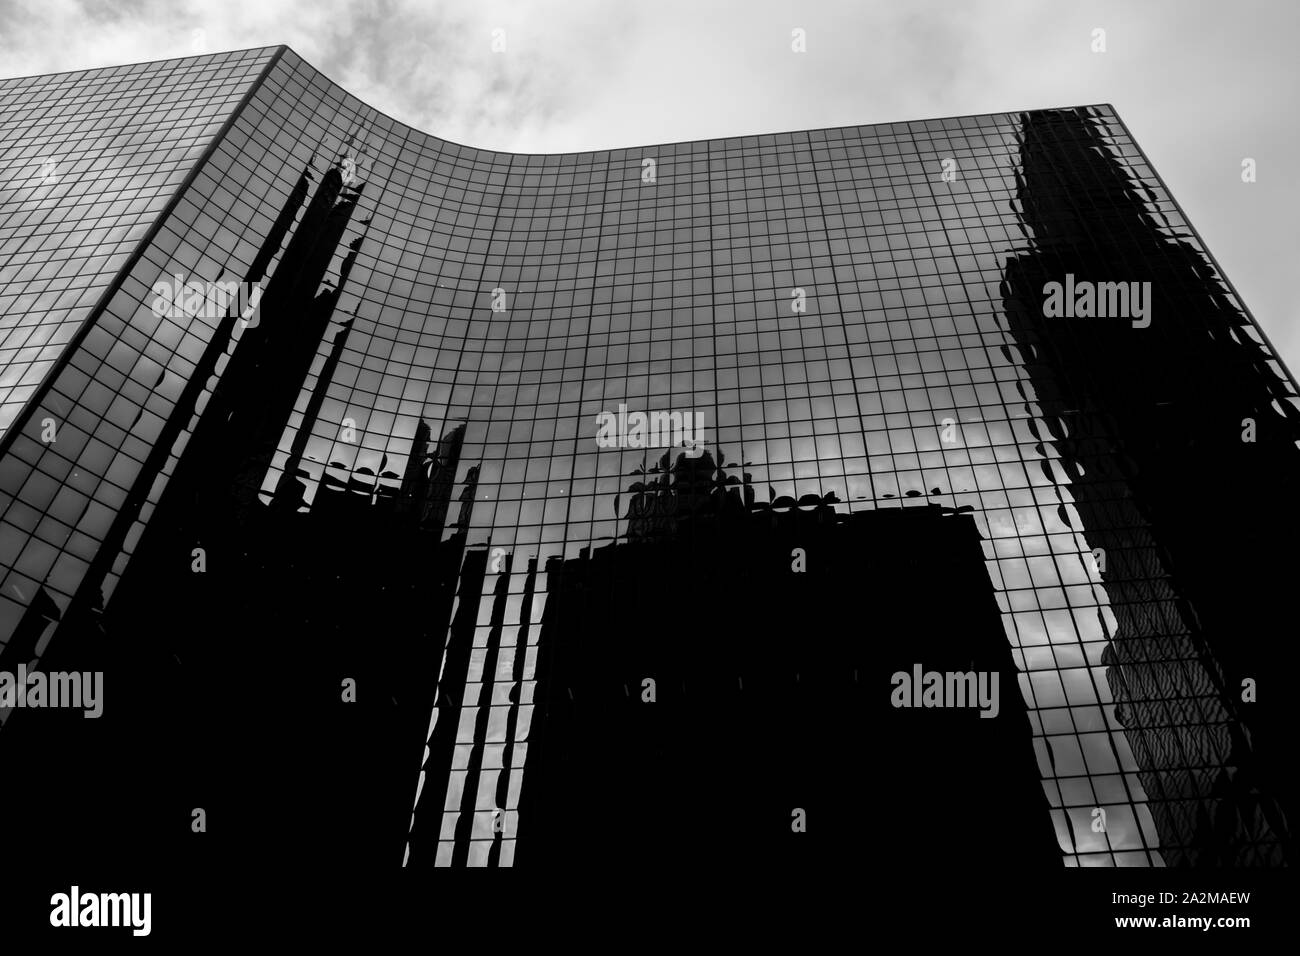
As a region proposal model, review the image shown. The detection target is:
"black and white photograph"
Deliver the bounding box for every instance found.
[0,0,1294,941]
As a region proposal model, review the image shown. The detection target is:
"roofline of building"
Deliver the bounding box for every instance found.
[0,43,1119,160]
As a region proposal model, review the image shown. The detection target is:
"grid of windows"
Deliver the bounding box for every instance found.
[0,49,274,436]
[0,48,275,652]
[0,46,1293,868]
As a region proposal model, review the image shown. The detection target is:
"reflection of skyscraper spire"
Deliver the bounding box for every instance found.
[56,154,325,598]
[427,425,467,531]
[213,166,361,471]
[456,465,479,534]
[247,168,310,284]
[341,116,369,158]
[394,423,467,535]
[228,176,365,509]
[297,185,363,304]
[397,421,433,514]
[272,318,355,512]
[259,164,344,313]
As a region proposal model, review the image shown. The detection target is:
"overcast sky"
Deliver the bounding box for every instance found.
[2,0,1297,372]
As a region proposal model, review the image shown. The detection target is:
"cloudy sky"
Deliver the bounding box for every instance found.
[2,0,1297,370]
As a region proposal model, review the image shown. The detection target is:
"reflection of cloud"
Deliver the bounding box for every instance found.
[1,0,1297,372]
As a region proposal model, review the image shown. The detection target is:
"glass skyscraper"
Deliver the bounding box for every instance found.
[0,45,1293,870]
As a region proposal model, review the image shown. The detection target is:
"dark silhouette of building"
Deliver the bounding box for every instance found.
[418,451,1059,869]
[0,145,478,868]
[1000,107,1295,865]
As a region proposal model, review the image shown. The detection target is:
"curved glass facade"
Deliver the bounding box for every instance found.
[0,45,1294,870]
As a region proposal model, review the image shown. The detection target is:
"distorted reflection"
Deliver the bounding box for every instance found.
[0,49,1293,871]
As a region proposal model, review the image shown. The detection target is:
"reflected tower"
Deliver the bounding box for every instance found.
[1000,107,1295,865]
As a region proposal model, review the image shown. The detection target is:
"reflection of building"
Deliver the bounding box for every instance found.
[85,144,481,863]
[18,412,481,866]
[1,48,1295,871]
[1001,108,1296,865]
[0,135,479,867]
[480,453,1058,868]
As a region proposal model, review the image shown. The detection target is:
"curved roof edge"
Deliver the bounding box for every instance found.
[0,42,1119,162]
[283,44,1119,160]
